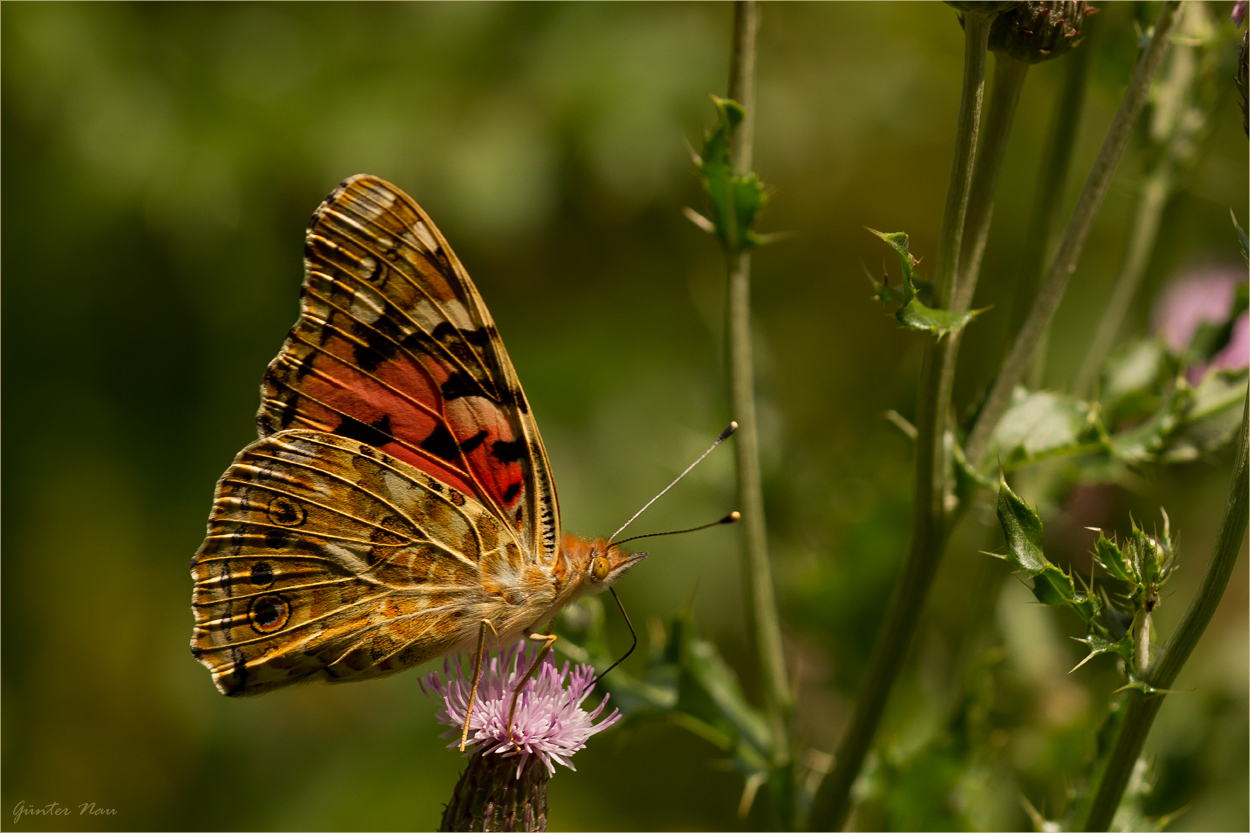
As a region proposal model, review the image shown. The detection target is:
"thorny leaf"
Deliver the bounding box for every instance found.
[866,228,983,338]
[995,477,1098,620]
[694,95,767,255]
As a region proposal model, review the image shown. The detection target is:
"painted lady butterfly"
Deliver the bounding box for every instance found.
[190,174,646,700]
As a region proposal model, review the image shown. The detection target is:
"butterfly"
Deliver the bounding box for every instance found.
[190,174,648,716]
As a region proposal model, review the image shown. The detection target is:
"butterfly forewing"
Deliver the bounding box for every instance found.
[193,175,574,697]
[191,430,547,696]
[257,175,559,563]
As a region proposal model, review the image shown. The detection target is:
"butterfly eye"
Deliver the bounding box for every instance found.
[590,555,610,582]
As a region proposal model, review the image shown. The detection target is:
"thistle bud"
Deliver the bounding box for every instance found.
[946,1,1024,16]
[987,2,1096,63]
[1238,30,1248,136]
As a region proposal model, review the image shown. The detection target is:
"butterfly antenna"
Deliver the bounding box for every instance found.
[613,511,740,547]
[607,421,737,544]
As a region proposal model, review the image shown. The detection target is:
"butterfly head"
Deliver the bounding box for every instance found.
[560,533,647,599]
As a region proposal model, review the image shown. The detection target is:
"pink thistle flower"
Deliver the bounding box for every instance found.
[1212,311,1250,372]
[421,643,621,779]
[1151,267,1240,352]
[1151,266,1248,382]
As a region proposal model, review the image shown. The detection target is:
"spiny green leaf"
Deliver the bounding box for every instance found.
[1093,531,1138,585]
[995,476,1046,574]
[1130,516,1177,591]
[995,478,1097,620]
[1074,629,1134,668]
[895,299,985,338]
[865,228,982,338]
[696,95,766,255]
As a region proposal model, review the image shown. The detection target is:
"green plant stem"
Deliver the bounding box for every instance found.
[1074,4,1199,395]
[725,0,791,769]
[954,54,1030,313]
[1072,169,1171,395]
[1004,20,1094,392]
[935,15,991,307]
[964,1,1182,468]
[1080,394,1249,831]
[807,11,993,830]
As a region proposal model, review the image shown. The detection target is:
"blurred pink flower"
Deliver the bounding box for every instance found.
[1233,0,1248,27]
[1151,266,1247,383]
[1212,312,1249,372]
[1151,267,1241,352]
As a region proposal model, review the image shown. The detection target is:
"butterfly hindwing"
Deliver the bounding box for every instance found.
[257,175,559,564]
[190,429,550,696]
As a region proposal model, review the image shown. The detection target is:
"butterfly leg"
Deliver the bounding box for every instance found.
[506,630,558,748]
[459,618,499,752]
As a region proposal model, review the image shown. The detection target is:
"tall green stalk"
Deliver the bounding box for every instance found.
[1074,2,1202,395]
[954,53,1030,313]
[964,1,1183,468]
[725,0,792,770]
[807,10,994,829]
[1079,395,1249,831]
[1009,29,1093,390]
[1071,169,1171,396]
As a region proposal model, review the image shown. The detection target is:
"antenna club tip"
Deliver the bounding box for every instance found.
[720,421,739,440]
[725,511,742,523]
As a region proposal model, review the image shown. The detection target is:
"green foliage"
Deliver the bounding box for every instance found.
[989,388,1106,469]
[995,476,1096,620]
[556,597,782,813]
[867,228,983,338]
[970,349,1247,481]
[993,478,1182,689]
[691,95,767,256]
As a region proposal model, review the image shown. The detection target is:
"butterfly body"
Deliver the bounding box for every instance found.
[191,175,640,698]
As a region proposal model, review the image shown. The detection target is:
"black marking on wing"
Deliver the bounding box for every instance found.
[459,429,488,455]
[440,371,477,401]
[335,413,395,447]
[420,424,461,462]
[350,309,406,373]
[490,439,526,464]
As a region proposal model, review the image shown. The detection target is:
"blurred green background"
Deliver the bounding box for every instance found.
[2,3,1246,830]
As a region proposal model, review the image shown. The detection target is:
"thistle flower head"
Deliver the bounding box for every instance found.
[421,643,621,779]
[988,2,1096,63]
[946,1,1024,17]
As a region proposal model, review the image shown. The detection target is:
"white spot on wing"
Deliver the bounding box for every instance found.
[356,184,397,218]
[411,298,475,333]
[412,221,440,254]
[349,284,386,326]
